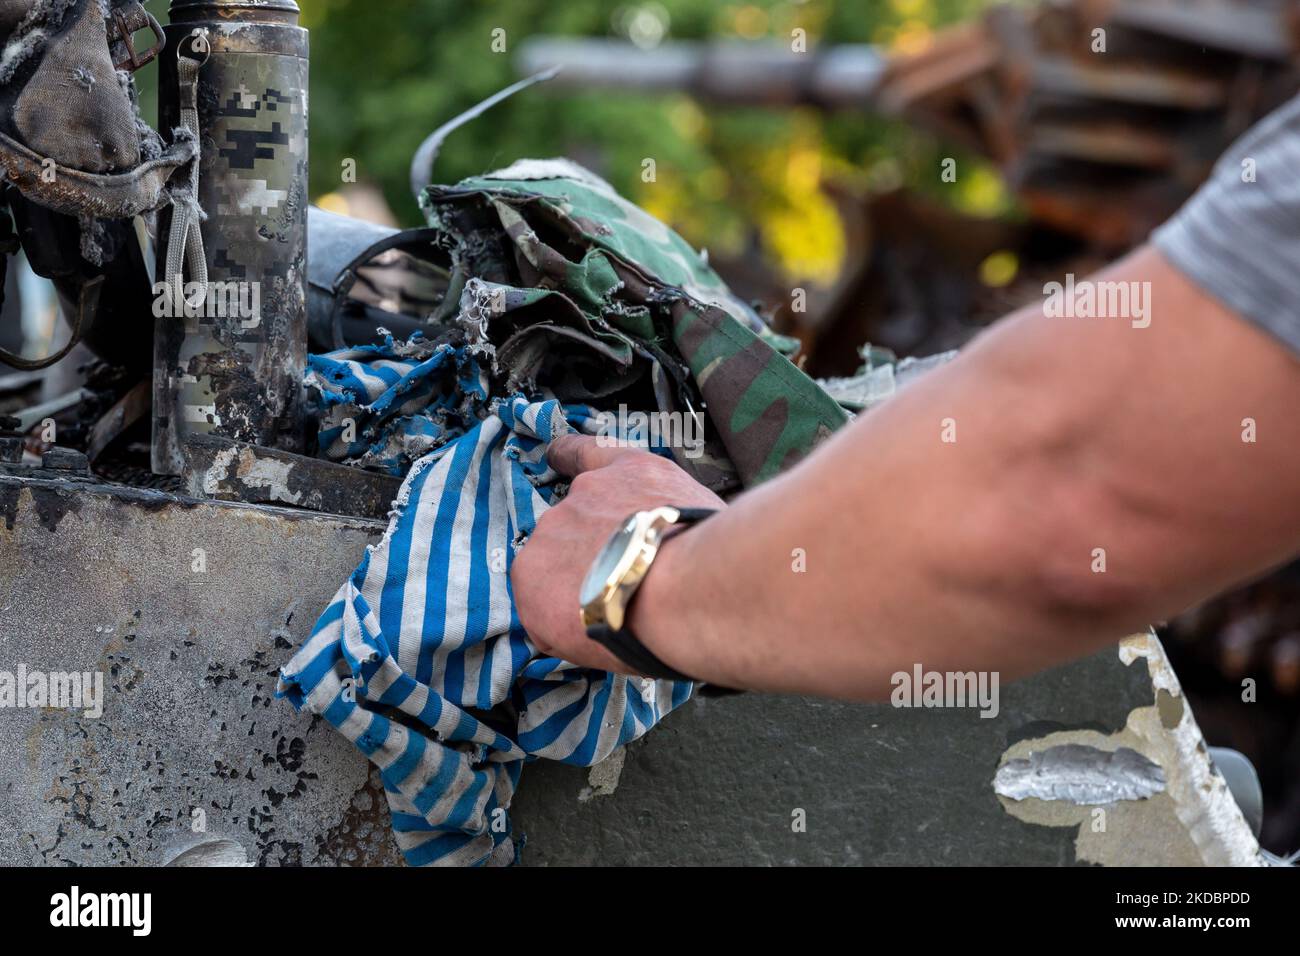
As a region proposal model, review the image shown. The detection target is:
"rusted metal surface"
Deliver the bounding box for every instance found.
[0,473,402,866]
[0,415,25,465]
[181,433,401,519]
[512,632,1264,866]
[0,472,1266,866]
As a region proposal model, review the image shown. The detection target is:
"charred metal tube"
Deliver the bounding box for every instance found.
[153,0,308,475]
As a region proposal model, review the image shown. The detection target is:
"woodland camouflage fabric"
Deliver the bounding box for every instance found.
[286,160,850,865]
[410,158,848,490]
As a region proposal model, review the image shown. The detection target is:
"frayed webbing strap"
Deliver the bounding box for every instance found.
[163,36,208,311]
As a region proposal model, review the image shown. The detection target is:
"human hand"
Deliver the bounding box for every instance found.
[511,434,725,673]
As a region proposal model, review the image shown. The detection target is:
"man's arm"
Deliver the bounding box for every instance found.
[512,245,1300,700]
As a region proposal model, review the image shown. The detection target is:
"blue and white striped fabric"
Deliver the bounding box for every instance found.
[304,338,491,476]
[278,344,694,866]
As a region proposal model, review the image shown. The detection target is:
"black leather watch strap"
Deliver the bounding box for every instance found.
[671,507,720,523]
[587,621,694,682]
[586,506,741,697]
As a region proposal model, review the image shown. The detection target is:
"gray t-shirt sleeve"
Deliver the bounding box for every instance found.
[1152,94,1300,358]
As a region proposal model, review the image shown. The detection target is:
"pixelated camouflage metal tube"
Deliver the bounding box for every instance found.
[153,1,309,475]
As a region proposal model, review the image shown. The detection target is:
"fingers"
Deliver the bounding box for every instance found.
[547,433,645,477]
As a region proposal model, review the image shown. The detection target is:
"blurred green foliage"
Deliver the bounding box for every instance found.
[150,0,1012,283]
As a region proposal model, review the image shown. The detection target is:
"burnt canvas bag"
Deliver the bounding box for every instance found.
[0,0,192,219]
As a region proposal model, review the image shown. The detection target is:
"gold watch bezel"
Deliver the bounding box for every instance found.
[580,506,683,633]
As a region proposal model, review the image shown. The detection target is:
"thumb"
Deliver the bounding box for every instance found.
[547,434,645,477]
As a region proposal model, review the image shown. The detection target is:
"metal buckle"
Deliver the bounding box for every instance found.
[108,5,167,73]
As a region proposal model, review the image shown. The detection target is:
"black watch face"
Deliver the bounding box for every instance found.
[580,515,640,607]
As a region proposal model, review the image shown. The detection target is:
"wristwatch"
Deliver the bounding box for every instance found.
[580,505,717,682]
